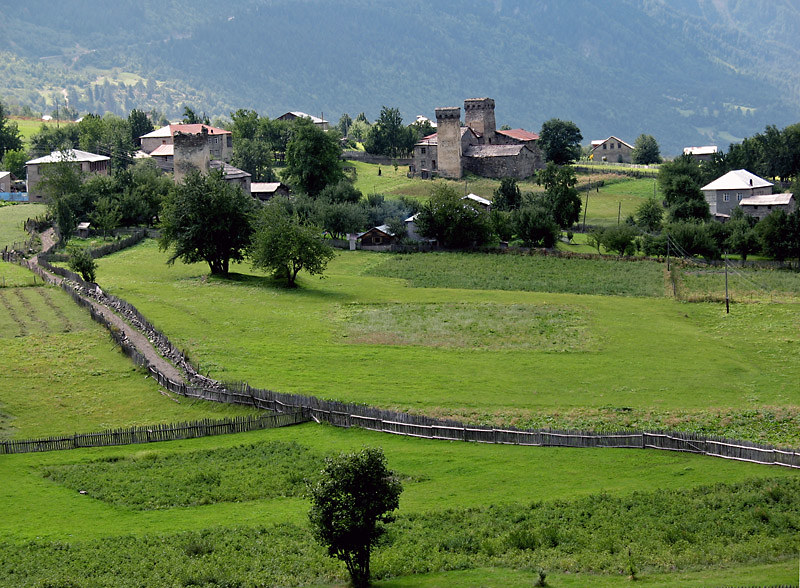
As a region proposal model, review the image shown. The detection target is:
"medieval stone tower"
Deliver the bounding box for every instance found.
[464,98,496,144]
[173,128,210,183]
[435,106,462,179]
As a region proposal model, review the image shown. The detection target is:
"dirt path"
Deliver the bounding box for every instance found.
[31,229,187,384]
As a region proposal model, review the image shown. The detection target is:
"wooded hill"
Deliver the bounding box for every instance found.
[2,0,800,154]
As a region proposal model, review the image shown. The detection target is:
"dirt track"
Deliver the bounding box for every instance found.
[33,229,186,384]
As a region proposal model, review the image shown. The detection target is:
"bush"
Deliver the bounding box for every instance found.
[67,247,97,283]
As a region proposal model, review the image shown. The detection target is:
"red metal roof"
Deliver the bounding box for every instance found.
[496,128,539,141]
[170,124,231,136]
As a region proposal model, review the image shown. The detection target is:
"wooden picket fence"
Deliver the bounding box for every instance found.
[0,411,309,454]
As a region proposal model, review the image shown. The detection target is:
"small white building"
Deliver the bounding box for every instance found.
[683,145,718,162]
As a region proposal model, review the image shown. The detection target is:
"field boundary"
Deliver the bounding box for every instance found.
[0,411,309,454]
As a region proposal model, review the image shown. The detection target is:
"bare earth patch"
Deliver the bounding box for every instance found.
[335,302,590,351]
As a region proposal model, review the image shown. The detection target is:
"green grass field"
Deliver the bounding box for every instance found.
[348,160,655,226]
[90,240,800,446]
[2,215,799,586]
[0,203,46,248]
[2,424,798,586]
[10,116,77,145]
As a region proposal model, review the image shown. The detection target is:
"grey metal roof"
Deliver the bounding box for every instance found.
[26,149,110,165]
[701,169,773,191]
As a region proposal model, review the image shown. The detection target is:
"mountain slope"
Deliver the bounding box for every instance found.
[1,0,798,154]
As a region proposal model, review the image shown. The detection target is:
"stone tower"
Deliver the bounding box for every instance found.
[464,98,496,144]
[173,128,210,183]
[435,106,462,179]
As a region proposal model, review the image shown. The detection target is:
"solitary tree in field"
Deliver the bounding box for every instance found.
[308,447,402,588]
[67,246,97,283]
[159,170,255,276]
[250,205,335,287]
[631,134,662,164]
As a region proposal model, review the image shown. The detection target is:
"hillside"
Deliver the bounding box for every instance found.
[1,0,799,154]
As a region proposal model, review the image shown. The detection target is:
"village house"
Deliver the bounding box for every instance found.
[276,111,329,130]
[411,98,543,180]
[591,136,633,163]
[683,145,718,162]
[139,124,233,163]
[357,225,396,249]
[701,169,773,220]
[25,149,110,203]
[739,193,796,220]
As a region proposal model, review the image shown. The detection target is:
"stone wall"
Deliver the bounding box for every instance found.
[463,147,541,179]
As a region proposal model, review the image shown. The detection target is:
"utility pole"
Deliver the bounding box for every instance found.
[582,190,589,232]
[666,237,670,271]
[724,250,730,314]
[617,201,621,225]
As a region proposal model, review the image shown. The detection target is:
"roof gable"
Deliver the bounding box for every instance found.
[26,149,110,165]
[701,169,773,191]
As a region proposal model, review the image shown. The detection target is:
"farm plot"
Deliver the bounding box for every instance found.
[94,241,800,445]
[0,203,45,248]
[1,425,799,586]
[678,265,800,302]
[0,280,256,439]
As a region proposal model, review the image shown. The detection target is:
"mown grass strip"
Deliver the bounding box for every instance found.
[365,251,665,297]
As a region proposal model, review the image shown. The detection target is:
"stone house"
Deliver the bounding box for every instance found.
[140,124,232,162]
[590,136,633,163]
[701,169,773,220]
[276,111,329,130]
[171,128,251,192]
[411,97,543,180]
[25,149,110,203]
[739,193,795,221]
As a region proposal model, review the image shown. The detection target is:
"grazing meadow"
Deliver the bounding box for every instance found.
[2,196,799,585]
[93,240,800,445]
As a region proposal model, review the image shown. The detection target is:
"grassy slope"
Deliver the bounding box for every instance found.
[0,203,46,247]
[95,240,800,444]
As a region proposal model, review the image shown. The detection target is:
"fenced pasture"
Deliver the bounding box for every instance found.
[0,280,257,439]
[88,241,800,446]
[2,419,799,586]
[0,261,43,287]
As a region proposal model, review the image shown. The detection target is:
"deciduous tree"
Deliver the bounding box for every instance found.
[415,183,492,248]
[159,170,255,276]
[631,134,662,164]
[538,118,582,165]
[308,447,402,588]
[537,162,582,228]
[250,205,335,287]
[0,99,22,158]
[283,118,344,197]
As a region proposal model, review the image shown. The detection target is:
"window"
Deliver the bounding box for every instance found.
[432,160,437,170]
[723,194,730,202]
[421,147,426,154]
[603,144,607,149]
[737,193,742,201]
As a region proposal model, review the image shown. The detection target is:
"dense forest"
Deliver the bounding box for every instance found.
[1,0,800,153]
